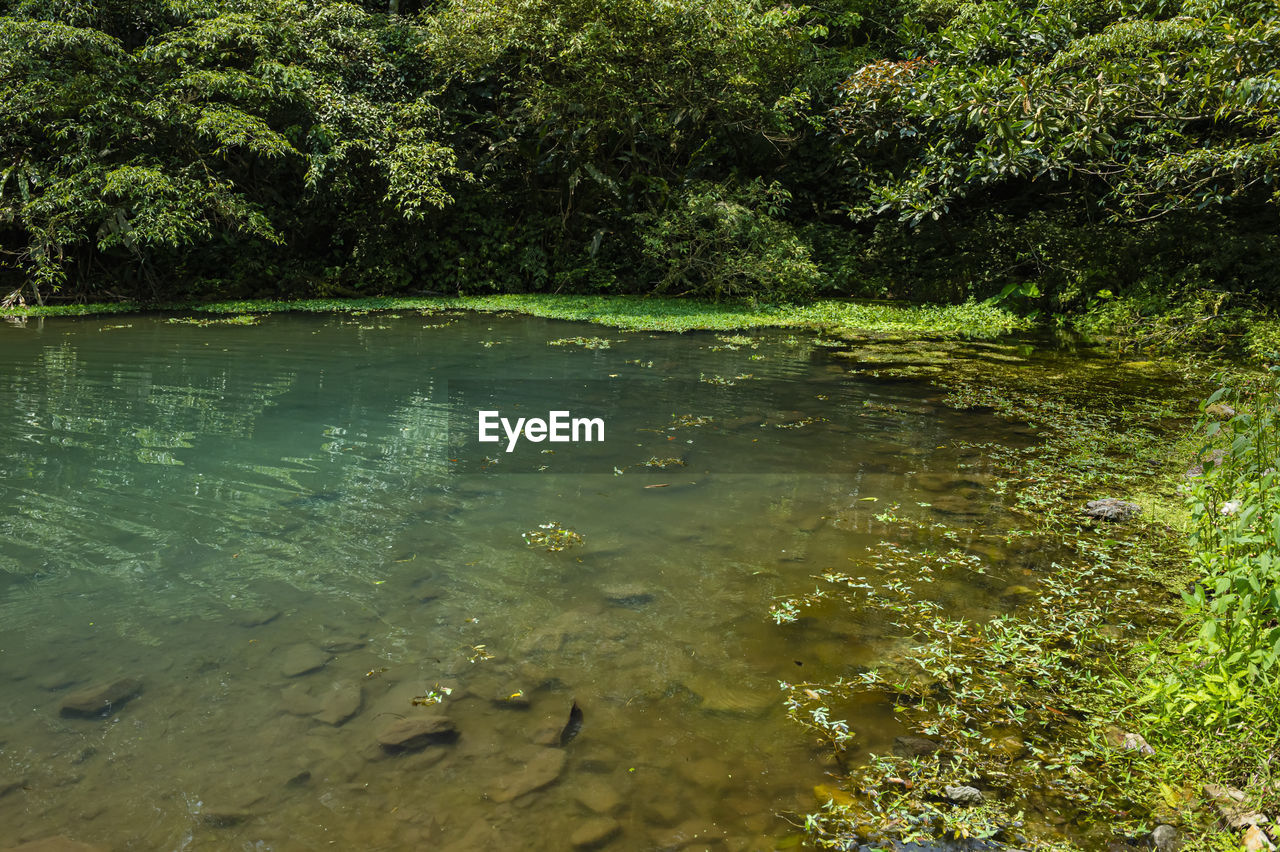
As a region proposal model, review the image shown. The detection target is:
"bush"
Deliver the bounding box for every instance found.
[636,179,821,302]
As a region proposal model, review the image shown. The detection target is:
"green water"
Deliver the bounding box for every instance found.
[0,312,1041,851]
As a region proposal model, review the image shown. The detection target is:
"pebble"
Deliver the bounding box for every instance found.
[59,677,142,718]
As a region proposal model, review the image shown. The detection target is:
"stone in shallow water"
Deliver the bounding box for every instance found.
[684,676,773,716]
[943,785,984,806]
[37,672,84,692]
[489,748,567,803]
[893,735,941,759]
[201,808,253,828]
[574,782,622,815]
[279,644,328,678]
[236,608,281,628]
[570,817,620,849]
[1084,499,1141,522]
[316,681,362,726]
[4,838,106,852]
[59,677,141,718]
[280,683,321,716]
[321,636,366,654]
[600,584,654,609]
[377,716,458,752]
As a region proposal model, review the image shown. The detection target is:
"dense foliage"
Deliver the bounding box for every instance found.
[1,0,1276,314]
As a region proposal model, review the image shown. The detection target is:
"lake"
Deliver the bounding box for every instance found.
[0,311,1082,850]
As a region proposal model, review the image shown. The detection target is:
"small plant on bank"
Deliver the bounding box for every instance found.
[1142,369,1280,729]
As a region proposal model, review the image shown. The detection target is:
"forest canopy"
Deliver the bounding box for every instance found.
[1,0,1276,314]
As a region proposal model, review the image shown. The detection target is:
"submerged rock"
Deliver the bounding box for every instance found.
[814,784,856,808]
[600,584,654,609]
[942,785,984,806]
[489,748,567,802]
[570,817,620,849]
[59,677,141,718]
[684,675,774,716]
[377,716,458,752]
[236,608,281,628]
[279,683,321,717]
[1084,499,1141,522]
[1000,584,1036,600]
[321,636,366,654]
[574,783,622,815]
[279,644,328,678]
[4,838,106,852]
[315,681,362,726]
[201,808,253,828]
[893,736,941,759]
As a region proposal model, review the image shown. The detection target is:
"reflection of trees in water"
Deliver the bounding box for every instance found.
[0,337,456,633]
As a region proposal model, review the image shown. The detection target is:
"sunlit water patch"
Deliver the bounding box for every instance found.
[0,312,1063,850]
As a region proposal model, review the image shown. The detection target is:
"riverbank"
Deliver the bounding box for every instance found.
[782,338,1280,851]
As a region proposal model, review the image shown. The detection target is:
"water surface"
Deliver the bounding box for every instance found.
[0,312,1057,850]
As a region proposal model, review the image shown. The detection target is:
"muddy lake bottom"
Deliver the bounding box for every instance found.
[0,312,1136,850]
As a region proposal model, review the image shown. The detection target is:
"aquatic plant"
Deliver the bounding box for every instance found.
[522,521,584,552]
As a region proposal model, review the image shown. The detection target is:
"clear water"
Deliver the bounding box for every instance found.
[0,312,1043,851]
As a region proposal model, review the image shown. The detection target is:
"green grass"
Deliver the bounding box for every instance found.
[4,294,1028,337]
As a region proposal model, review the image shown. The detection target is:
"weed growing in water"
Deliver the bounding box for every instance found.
[522,521,584,552]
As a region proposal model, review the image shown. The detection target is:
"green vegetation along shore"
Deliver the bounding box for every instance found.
[1,294,1029,337]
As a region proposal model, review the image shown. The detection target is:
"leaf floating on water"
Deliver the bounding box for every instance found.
[859,497,878,502]
[467,644,495,663]
[412,684,453,705]
[522,521,584,551]
[559,700,584,747]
